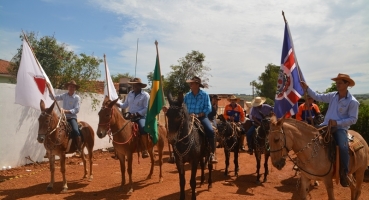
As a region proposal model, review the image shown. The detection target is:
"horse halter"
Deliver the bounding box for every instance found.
[98,106,114,134]
[39,111,64,136]
[268,127,290,159]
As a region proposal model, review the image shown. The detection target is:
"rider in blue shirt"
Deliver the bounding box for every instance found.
[184,76,217,164]
[301,73,359,187]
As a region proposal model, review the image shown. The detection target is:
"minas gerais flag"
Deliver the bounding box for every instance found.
[144,54,164,145]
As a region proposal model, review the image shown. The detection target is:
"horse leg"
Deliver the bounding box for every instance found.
[234,147,239,177]
[87,145,94,181]
[208,154,213,190]
[263,153,270,182]
[224,148,230,176]
[60,153,68,193]
[46,154,55,191]
[200,157,205,186]
[322,177,335,200]
[117,153,126,191]
[255,151,261,184]
[147,144,154,180]
[351,169,364,200]
[81,145,88,179]
[190,161,198,200]
[126,153,134,195]
[158,139,164,183]
[177,163,186,200]
[299,175,311,200]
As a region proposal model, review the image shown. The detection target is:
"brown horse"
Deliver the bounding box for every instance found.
[37,100,95,192]
[268,114,368,200]
[96,96,166,194]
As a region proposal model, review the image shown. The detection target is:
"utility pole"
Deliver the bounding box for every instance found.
[250,81,255,98]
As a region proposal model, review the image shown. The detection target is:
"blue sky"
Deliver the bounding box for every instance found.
[1,0,368,95]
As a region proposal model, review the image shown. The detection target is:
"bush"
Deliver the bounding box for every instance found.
[351,103,369,144]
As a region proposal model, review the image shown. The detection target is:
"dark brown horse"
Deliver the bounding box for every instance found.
[166,92,213,200]
[37,100,95,192]
[217,114,240,177]
[96,96,166,194]
[243,117,270,184]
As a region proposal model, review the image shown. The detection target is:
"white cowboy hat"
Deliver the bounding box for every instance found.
[186,76,204,88]
[251,97,266,107]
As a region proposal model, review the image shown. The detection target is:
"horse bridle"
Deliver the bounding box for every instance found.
[269,125,333,177]
[38,111,67,146]
[98,106,130,136]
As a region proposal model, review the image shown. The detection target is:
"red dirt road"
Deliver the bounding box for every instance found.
[1,144,369,200]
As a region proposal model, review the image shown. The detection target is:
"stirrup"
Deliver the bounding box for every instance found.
[210,153,218,164]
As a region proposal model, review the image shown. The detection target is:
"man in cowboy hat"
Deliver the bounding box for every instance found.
[53,80,83,156]
[116,77,150,158]
[301,73,359,187]
[245,96,273,155]
[224,95,245,123]
[296,95,321,125]
[208,94,221,127]
[184,76,218,163]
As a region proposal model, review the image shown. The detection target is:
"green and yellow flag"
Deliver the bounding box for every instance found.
[144,54,164,145]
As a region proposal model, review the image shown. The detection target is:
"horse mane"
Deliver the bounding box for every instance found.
[270,115,318,135]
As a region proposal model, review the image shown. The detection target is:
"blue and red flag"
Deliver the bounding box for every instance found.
[274,23,305,118]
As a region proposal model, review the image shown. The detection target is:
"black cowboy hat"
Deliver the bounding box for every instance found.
[186,76,204,88]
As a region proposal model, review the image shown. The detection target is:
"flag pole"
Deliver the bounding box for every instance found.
[103,54,110,99]
[135,38,139,78]
[281,11,313,124]
[21,30,62,112]
[155,40,173,162]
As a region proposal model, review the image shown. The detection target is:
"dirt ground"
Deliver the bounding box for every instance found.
[1,142,369,200]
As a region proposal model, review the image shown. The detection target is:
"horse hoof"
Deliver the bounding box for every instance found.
[126,189,133,195]
[256,180,261,185]
[46,186,53,191]
[61,188,68,193]
[235,173,239,177]
[146,175,152,180]
[159,178,163,183]
[89,177,93,182]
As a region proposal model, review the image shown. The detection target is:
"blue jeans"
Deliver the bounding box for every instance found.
[334,129,349,174]
[134,117,147,135]
[198,117,214,138]
[246,125,257,149]
[67,118,80,138]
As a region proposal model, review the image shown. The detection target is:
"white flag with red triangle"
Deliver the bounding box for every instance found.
[103,56,118,100]
[15,40,55,110]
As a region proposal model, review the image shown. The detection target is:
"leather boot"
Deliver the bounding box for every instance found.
[339,167,349,187]
[208,137,218,164]
[141,135,149,158]
[75,136,83,157]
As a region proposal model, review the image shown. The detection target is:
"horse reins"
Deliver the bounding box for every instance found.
[40,111,68,147]
[98,106,138,145]
[268,125,333,177]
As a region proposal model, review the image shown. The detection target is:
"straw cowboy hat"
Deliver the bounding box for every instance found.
[251,96,266,107]
[186,76,204,88]
[245,101,252,108]
[64,80,80,90]
[331,73,355,87]
[128,77,147,88]
[227,95,240,102]
[211,94,221,100]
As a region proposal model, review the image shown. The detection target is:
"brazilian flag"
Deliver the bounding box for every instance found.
[144,55,164,145]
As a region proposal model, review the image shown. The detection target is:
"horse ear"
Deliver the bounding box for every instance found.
[178,92,184,104]
[109,98,119,108]
[167,92,173,105]
[277,114,286,126]
[40,99,45,111]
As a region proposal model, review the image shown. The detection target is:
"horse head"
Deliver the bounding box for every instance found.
[97,96,119,138]
[267,113,288,170]
[37,99,57,143]
[166,92,186,144]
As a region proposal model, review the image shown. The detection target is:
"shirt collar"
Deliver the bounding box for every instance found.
[333,91,350,99]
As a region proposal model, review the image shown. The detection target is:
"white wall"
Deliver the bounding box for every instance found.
[0,83,113,167]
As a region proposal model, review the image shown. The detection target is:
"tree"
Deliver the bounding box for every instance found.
[254,63,280,104]
[111,72,133,83]
[164,50,211,96]
[8,31,102,109]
